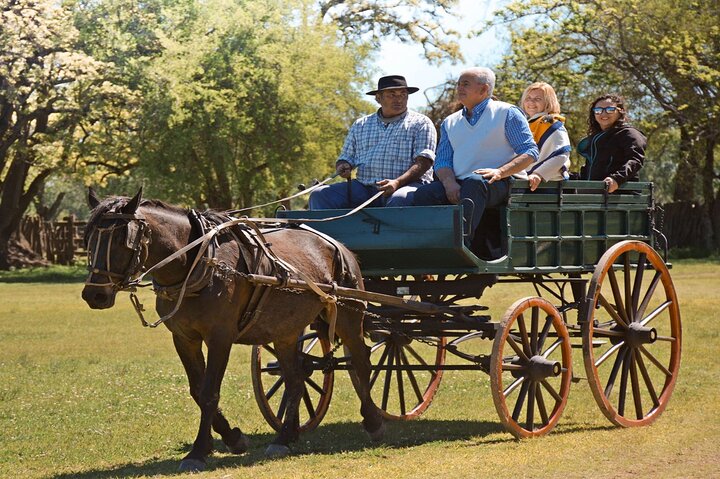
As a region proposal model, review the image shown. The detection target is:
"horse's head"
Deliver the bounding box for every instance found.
[81,187,152,309]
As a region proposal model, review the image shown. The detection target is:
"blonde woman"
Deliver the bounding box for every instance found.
[520,82,571,191]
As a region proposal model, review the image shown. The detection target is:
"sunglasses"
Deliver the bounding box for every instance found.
[593,106,621,115]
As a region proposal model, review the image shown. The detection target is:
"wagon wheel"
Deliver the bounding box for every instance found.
[582,240,681,427]
[251,328,334,433]
[365,330,446,420]
[490,297,572,438]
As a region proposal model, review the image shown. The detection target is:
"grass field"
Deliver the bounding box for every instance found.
[1,260,718,479]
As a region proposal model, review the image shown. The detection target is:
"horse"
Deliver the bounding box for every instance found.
[81,188,384,472]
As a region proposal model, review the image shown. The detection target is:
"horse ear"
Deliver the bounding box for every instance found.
[88,187,101,209]
[122,187,143,214]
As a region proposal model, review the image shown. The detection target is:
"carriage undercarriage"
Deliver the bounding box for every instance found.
[252,180,681,439]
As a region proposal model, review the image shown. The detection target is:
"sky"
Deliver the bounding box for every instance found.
[374,0,506,109]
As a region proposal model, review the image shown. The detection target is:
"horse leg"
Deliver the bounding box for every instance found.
[172,334,249,457]
[265,335,305,458]
[174,334,240,472]
[334,307,385,441]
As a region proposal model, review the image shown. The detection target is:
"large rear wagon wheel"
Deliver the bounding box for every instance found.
[366,331,446,420]
[583,240,681,427]
[490,297,572,438]
[251,328,334,433]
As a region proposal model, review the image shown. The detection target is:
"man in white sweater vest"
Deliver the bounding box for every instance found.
[413,67,538,246]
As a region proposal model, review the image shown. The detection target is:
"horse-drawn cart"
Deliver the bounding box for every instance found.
[253,179,681,438]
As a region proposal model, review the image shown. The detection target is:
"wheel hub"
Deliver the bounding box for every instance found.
[526,355,562,381]
[624,322,657,348]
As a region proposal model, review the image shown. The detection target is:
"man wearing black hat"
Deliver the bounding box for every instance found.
[309,75,436,209]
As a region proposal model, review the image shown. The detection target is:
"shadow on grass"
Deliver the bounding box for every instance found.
[49,419,508,478]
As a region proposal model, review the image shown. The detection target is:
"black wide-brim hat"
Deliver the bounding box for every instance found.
[366,75,420,95]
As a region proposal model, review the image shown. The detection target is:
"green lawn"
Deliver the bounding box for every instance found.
[0,261,718,478]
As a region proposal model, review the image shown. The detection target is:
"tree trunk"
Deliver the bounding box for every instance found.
[672,129,698,201]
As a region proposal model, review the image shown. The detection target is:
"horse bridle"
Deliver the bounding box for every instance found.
[85,212,151,291]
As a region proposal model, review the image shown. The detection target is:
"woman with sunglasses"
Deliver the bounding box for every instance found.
[520,82,572,191]
[577,94,647,192]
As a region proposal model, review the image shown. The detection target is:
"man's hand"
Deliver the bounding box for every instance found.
[528,173,543,191]
[376,179,400,197]
[442,178,462,204]
[604,176,619,193]
[474,168,502,184]
[336,161,352,179]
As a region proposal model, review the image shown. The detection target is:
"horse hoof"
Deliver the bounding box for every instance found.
[265,443,291,459]
[178,458,206,472]
[225,429,250,454]
[366,421,386,442]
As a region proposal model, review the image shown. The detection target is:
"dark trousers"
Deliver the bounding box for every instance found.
[413,177,510,245]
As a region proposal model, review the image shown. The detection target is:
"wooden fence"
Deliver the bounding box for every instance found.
[19,215,87,265]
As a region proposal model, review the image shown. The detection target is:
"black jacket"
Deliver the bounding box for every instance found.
[577,125,646,184]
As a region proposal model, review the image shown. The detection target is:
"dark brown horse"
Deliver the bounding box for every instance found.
[81,188,384,472]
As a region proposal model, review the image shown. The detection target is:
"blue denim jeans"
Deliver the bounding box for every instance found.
[413,177,510,244]
[309,180,424,209]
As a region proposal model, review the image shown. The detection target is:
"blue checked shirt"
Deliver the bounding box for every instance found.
[435,98,538,171]
[338,109,437,185]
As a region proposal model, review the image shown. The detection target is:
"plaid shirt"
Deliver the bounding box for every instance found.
[435,98,538,170]
[338,109,437,185]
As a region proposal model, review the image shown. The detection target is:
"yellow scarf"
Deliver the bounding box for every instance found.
[528,114,565,144]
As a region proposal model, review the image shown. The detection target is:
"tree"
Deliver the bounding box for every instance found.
[318,0,463,63]
[135,0,374,210]
[0,0,135,268]
[487,0,720,248]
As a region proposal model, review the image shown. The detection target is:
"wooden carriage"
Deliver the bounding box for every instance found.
[251,180,680,438]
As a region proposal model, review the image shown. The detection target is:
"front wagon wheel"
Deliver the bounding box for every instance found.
[490,297,572,438]
[251,328,334,433]
[582,240,681,427]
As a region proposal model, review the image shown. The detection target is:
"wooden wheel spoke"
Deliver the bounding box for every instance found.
[639,345,672,377]
[400,349,425,404]
[624,253,634,322]
[536,383,549,426]
[262,344,277,356]
[381,346,395,411]
[405,343,431,368]
[631,253,647,317]
[504,376,525,397]
[369,343,391,389]
[507,335,530,362]
[526,380,536,431]
[530,307,539,354]
[302,336,319,354]
[598,293,629,328]
[604,347,628,398]
[640,300,671,327]
[608,268,630,325]
[266,376,285,400]
[635,271,662,321]
[540,379,562,403]
[629,350,643,420]
[594,341,625,368]
[618,349,631,416]
[593,327,625,338]
[541,338,563,359]
[277,390,288,421]
[305,376,325,395]
[537,314,554,353]
[516,313,532,356]
[635,350,660,407]
[302,388,316,418]
[512,381,530,422]
[394,348,406,416]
